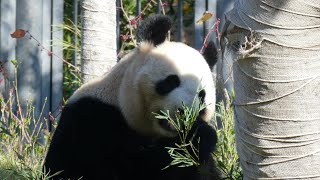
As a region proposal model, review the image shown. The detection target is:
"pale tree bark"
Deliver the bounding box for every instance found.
[221,0,320,179]
[81,0,117,83]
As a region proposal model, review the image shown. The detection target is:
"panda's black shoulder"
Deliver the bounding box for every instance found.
[65,96,120,115]
[56,96,158,150]
[59,97,127,133]
[64,97,124,124]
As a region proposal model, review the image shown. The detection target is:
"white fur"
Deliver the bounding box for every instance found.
[70,41,216,137]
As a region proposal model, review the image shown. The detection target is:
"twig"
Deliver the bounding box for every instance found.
[200,17,221,54]
[25,31,80,72]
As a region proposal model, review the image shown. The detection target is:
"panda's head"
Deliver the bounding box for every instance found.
[118,15,217,137]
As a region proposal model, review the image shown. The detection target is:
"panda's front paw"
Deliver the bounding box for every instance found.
[193,119,217,162]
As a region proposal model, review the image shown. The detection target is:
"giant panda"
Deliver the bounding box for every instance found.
[44,15,220,180]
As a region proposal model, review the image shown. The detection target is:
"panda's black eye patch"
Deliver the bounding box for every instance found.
[155,75,180,95]
[198,89,206,104]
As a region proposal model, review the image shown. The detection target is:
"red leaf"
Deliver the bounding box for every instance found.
[48,51,53,57]
[10,29,26,38]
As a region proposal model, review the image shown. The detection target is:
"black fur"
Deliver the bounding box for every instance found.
[44,97,219,180]
[155,74,180,95]
[198,89,206,104]
[202,41,218,70]
[137,14,171,46]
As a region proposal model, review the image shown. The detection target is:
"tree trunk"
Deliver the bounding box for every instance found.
[221,0,320,179]
[81,0,117,83]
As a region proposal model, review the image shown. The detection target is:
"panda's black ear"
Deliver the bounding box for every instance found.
[202,41,218,70]
[137,15,172,46]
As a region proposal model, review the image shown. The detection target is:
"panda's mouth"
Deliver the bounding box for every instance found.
[158,119,176,132]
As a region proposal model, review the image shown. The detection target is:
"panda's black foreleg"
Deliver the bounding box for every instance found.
[187,118,221,180]
[44,97,127,180]
[196,119,217,162]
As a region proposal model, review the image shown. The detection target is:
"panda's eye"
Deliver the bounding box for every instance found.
[155,75,180,95]
[198,89,207,115]
[198,89,206,104]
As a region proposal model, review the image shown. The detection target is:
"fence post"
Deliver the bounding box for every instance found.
[116,0,120,57]
[206,0,217,43]
[136,0,141,16]
[41,0,52,129]
[157,0,161,14]
[51,0,64,124]
[73,0,79,66]
[16,0,43,121]
[0,0,17,95]
[177,0,183,42]
[194,0,206,50]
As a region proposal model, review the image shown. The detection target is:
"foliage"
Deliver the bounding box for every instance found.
[154,101,206,169]
[118,0,161,56]
[0,62,58,179]
[155,95,242,179]
[60,0,82,100]
[118,0,197,56]
[214,101,243,180]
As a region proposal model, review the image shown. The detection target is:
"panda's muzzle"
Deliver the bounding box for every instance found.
[157,108,185,133]
[158,118,176,132]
